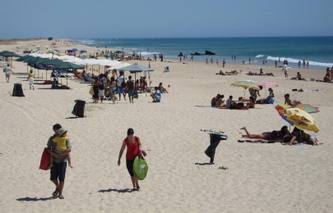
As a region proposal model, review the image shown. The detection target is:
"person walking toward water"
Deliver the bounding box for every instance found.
[27,69,35,90]
[117,128,146,191]
[47,124,72,199]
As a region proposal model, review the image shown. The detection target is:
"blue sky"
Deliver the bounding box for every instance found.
[0,0,332,39]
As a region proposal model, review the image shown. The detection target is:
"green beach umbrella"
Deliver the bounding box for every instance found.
[0,51,20,58]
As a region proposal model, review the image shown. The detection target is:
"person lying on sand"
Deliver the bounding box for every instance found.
[216,70,239,76]
[246,69,274,76]
[284,93,302,107]
[240,126,290,141]
[286,127,321,145]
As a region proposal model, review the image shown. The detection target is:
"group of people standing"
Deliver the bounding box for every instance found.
[89,70,169,104]
[90,70,148,104]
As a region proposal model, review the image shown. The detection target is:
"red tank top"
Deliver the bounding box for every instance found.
[124,136,140,160]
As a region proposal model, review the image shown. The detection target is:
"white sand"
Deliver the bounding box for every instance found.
[0,39,333,213]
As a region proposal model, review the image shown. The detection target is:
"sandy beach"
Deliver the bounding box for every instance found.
[0,39,333,213]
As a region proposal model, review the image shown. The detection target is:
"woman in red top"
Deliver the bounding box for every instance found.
[117,128,145,190]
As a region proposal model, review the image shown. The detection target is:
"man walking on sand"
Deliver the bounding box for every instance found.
[47,124,72,199]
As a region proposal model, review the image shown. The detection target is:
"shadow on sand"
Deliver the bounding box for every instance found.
[194,162,214,166]
[16,196,54,202]
[65,116,82,119]
[193,105,212,108]
[98,188,134,193]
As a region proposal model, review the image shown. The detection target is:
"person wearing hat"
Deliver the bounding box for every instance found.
[47,124,72,199]
[117,128,146,191]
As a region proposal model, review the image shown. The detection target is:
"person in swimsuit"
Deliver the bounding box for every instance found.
[117,128,146,191]
[240,126,290,141]
[288,127,321,145]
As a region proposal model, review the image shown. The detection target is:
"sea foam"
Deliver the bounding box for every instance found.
[258,55,333,68]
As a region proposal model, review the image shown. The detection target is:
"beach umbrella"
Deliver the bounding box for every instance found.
[231,80,258,90]
[0,51,20,58]
[257,81,278,88]
[275,105,319,133]
[231,80,258,96]
[0,51,20,67]
[55,62,83,70]
[119,63,154,83]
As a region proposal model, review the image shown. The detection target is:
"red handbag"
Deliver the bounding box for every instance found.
[39,148,50,170]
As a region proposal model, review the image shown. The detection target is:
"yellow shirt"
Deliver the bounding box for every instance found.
[28,73,35,81]
[52,134,68,152]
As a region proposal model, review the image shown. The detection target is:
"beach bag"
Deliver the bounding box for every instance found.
[39,148,50,170]
[12,83,25,97]
[72,99,86,117]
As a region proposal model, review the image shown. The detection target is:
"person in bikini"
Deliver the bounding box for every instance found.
[240,126,290,141]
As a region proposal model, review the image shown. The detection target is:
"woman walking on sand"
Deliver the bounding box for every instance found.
[117,128,146,191]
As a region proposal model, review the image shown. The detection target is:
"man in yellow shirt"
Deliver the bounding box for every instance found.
[47,124,72,199]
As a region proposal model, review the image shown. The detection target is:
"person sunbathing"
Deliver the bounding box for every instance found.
[291,72,306,80]
[247,70,274,76]
[211,94,225,108]
[225,96,250,110]
[240,126,290,141]
[323,69,331,82]
[216,70,238,76]
[284,93,302,107]
[287,127,321,145]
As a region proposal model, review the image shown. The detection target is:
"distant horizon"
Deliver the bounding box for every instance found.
[6,35,333,41]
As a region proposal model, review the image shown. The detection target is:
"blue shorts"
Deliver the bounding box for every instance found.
[117,87,124,94]
[128,90,134,97]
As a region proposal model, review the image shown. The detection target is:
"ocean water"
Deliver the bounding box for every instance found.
[78,37,333,68]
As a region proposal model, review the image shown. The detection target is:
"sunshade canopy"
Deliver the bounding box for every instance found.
[119,64,154,73]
